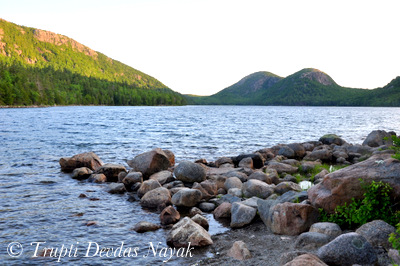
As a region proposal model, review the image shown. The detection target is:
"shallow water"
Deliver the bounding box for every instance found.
[0,105,399,265]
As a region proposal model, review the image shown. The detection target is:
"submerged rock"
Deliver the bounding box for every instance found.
[94,163,127,182]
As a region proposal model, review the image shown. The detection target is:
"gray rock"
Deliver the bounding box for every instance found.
[149,170,174,185]
[171,188,202,207]
[166,217,213,247]
[122,171,143,190]
[215,157,233,167]
[241,197,260,208]
[278,145,295,158]
[274,181,302,194]
[309,222,342,240]
[242,179,275,199]
[191,214,209,230]
[198,202,216,212]
[174,161,206,183]
[108,183,126,194]
[276,190,308,203]
[355,219,395,250]
[319,134,347,146]
[213,194,241,206]
[248,171,271,184]
[267,162,298,174]
[304,149,333,162]
[227,188,243,197]
[140,187,171,209]
[362,130,395,147]
[230,202,257,228]
[264,168,280,184]
[224,176,243,191]
[127,148,170,179]
[295,232,331,249]
[225,171,248,182]
[118,171,127,183]
[287,143,306,159]
[238,157,253,169]
[137,179,161,198]
[257,199,278,227]
[317,232,377,266]
[313,169,329,182]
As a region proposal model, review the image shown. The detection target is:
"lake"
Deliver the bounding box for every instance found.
[1,105,399,265]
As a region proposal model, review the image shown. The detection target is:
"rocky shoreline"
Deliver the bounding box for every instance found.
[59,130,400,265]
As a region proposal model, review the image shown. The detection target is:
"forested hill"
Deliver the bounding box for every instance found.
[0,19,187,106]
[187,69,400,106]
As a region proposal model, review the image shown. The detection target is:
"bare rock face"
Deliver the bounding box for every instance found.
[59,152,103,172]
[160,205,180,225]
[269,202,319,235]
[128,148,171,179]
[140,187,171,209]
[284,253,327,266]
[308,154,400,213]
[227,241,252,260]
[94,163,127,182]
[166,217,213,247]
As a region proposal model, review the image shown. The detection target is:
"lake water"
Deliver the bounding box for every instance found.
[1,105,399,265]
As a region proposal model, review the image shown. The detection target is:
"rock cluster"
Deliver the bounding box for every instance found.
[60,130,399,263]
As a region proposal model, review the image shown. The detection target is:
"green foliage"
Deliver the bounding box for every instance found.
[389,223,400,260]
[319,179,399,229]
[391,135,400,160]
[0,19,187,106]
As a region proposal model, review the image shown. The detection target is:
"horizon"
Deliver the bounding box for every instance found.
[1,0,399,96]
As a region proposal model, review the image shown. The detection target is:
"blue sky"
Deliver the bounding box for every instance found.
[1,0,400,95]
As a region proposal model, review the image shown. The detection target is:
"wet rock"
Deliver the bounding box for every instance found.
[274,181,302,194]
[319,134,347,146]
[238,157,253,169]
[118,171,127,183]
[227,241,252,260]
[132,221,161,233]
[317,232,377,266]
[198,202,215,212]
[267,162,298,174]
[269,202,319,235]
[166,217,213,247]
[295,232,331,249]
[94,163,127,182]
[72,167,93,180]
[160,205,180,225]
[232,153,264,169]
[230,202,257,228]
[215,157,233,167]
[362,130,395,147]
[191,214,209,230]
[108,183,126,194]
[127,148,171,179]
[88,173,107,183]
[174,161,206,183]
[213,202,232,219]
[242,179,275,199]
[140,187,171,209]
[60,152,103,172]
[122,171,143,190]
[308,154,400,213]
[137,179,161,198]
[188,207,203,217]
[85,221,97,226]
[171,188,202,207]
[149,170,174,185]
[284,253,327,266]
[355,219,395,250]
[278,145,295,158]
[309,222,342,240]
[78,193,87,198]
[224,177,243,191]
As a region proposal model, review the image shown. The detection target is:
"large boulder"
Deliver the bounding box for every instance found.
[174,161,206,183]
[224,177,243,191]
[241,179,275,199]
[137,179,161,198]
[287,143,306,159]
[308,154,400,213]
[319,134,346,146]
[257,199,278,227]
[269,202,319,235]
[278,146,295,159]
[192,180,218,200]
[149,170,174,185]
[355,219,395,250]
[140,187,171,209]
[317,232,377,266]
[171,188,202,207]
[362,130,395,147]
[94,163,127,182]
[122,171,143,190]
[127,148,171,179]
[231,153,264,169]
[166,217,213,247]
[230,202,257,228]
[160,205,180,225]
[60,152,103,172]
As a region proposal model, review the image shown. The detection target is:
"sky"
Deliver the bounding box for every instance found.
[1,0,399,95]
